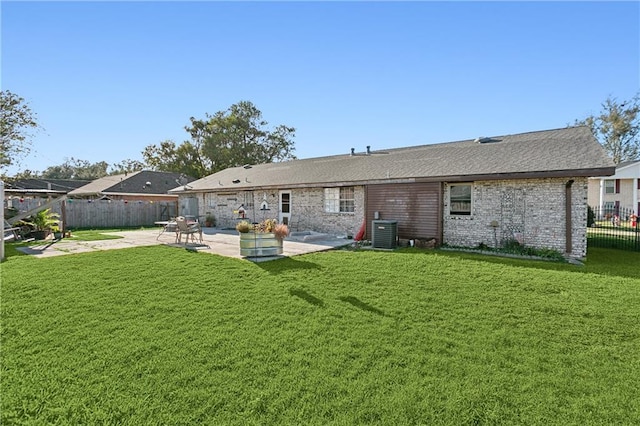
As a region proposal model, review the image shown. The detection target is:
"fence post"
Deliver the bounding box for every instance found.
[1,180,5,261]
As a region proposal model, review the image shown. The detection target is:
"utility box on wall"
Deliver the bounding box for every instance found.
[371,220,398,249]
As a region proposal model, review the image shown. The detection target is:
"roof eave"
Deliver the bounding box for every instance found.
[171,167,617,193]
[418,167,618,183]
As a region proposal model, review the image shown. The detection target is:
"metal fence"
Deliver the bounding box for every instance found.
[588,206,639,251]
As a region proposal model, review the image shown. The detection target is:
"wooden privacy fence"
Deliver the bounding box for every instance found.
[65,200,178,228]
[6,197,178,229]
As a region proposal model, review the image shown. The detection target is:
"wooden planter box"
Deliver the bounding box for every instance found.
[239,232,283,257]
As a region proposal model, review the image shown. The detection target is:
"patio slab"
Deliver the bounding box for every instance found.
[15,228,353,261]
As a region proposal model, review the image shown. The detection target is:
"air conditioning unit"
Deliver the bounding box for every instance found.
[371,220,398,249]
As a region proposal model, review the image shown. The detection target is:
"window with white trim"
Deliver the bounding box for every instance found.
[324,187,355,213]
[450,183,472,215]
[605,180,615,194]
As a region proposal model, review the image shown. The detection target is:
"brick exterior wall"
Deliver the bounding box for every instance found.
[199,191,254,229]
[198,186,365,237]
[194,178,589,259]
[443,177,589,259]
[286,187,365,236]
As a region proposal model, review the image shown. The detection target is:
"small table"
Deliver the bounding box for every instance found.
[155,221,178,240]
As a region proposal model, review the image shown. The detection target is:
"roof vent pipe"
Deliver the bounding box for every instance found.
[366,146,371,155]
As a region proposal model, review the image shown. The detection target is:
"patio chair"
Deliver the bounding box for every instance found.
[175,216,202,244]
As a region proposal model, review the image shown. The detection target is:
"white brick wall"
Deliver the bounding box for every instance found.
[286,187,365,236]
[198,186,365,237]
[194,177,589,259]
[443,177,589,259]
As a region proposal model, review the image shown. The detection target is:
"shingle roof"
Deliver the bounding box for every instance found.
[616,160,640,170]
[173,126,616,192]
[6,178,90,193]
[69,171,195,196]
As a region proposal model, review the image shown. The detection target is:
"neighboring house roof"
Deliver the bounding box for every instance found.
[68,171,196,197]
[589,159,640,180]
[5,178,91,194]
[617,160,640,169]
[173,126,615,193]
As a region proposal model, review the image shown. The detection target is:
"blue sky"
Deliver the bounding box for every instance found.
[2,1,639,175]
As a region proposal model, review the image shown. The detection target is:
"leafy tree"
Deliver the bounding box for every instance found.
[143,101,296,178]
[142,140,204,178]
[108,159,145,175]
[12,169,39,179]
[40,157,109,180]
[576,93,640,164]
[13,159,144,179]
[0,90,41,171]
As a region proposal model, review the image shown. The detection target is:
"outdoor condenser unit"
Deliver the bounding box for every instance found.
[371,220,398,249]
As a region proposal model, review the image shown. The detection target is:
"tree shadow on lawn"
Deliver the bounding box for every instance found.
[338,296,386,317]
[392,247,640,280]
[289,288,324,307]
[288,289,388,316]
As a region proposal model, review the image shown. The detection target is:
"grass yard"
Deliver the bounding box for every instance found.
[587,227,640,251]
[1,246,639,425]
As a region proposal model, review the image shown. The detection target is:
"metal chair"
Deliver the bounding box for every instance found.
[175,216,202,244]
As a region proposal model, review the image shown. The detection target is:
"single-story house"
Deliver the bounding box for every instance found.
[4,178,90,221]
[4,178,91,198]
[170,126,615,259]
[588,160,639,216]
[68,171,195,202]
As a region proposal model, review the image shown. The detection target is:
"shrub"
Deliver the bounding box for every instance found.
[464,239,565,262]
[587,205,595,227]
[21,208,60,231]
[235,221,252,233]
[254,218,277,233]
[274,223,290,240]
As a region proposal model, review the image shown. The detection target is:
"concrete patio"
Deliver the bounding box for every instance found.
[15,227,354,261]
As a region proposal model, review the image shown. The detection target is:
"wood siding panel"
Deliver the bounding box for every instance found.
[366,183,442,242]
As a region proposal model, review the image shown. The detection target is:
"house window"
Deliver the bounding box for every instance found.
[605,180,615,194]
[243,192,254,211]
[604,201,615,215]
[450,184,472,215]
[324,187,355,213]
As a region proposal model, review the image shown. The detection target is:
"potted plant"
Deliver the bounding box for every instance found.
[29,208,61,240]
[51,224,63,240]
[236,220,252,233]
[204,213,216,228]
[237,218,288,257]
[274,223,290,241]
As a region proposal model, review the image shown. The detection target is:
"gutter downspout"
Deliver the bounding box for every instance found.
[565,180,574,255]
[634,177,638,214]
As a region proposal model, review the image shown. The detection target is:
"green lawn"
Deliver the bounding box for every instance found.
[2,246,639,425]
